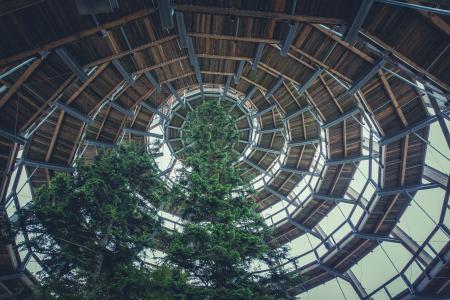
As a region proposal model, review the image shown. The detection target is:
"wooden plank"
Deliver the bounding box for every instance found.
[19,75,75,132]
[174,5,347,25]
[66,63,110,105]
[407,0,450,36]
[0,8,156,67]
[85,36,178,68]
[319,75,344,113]
[360,31,449,91]
[312,24,375,63]
[378,71,408,127]
[0,143,19,202]
[0,0,44,16]
[0,58,43,108]
[45,111,64,162]
[400,135,409,186]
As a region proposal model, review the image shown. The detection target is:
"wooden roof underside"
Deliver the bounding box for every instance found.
[0,0,448,297]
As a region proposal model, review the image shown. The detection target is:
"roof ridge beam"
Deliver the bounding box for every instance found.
[0,58,44,109]
[343,58,385,97]
[280,167,319,177]
[280,22,300,56]
[158,0,174,30]
[140,102,169,121]
[312,193,355,204]
[107,100,134,118]
[222,75,232,99]
[423,164,448,189]
[288,138,320,147]
[84,139,116,148]
[112,59,135,86]
[0,57,36,81]
[352,231,401,243]
[175,10,189,47]
[158,168,172,177]
[55,48,88,82]
[252,43,265,71]
[123,128,163,139]
[20,159,74,173]
[321,107,361,129]
[288,217,323,240]
[238,127,252,133]
[240,86,257,106]
[53,102,94,125]
[234,60,245,84]
[297,67,323,95]
[165,82,184,106]
[144,71,161,92]
[176,12,204,96]
[0,127,26,144]
[265,76,284,99]
[344,0,374,44]
[377,183,440,196]
[186,36,204,96]
[252,145,282,155]
[256,127,284,134]
[243,158,266,174]
[317,264,351,282]
[379,116,436,145]
[264,185,289,202]
[325,154,374,166]
[251,104,277,119]
[376,0,450,16]
[283,105,311,122]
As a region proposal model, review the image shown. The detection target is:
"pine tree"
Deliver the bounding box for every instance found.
[14,143,173,299]
[165,100,298,299]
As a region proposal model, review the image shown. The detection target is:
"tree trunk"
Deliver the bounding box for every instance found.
[85,221,113,299]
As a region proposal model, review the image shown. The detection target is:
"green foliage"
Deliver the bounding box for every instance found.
[165,100,296,299]
[13,100,300,299]
[182,100,239,158]
[14,143,167,299]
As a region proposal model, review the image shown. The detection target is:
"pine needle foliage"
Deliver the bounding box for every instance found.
[14,143,173,299]
[165,100,297,299]
[12,101,301,300]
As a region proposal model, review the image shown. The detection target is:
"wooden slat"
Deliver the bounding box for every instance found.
[19,74,75,132]
[378,71,408,127]
[0,58,43,108]
[45,111,64,162]
[0,8,157,67]
[174,5,347,25]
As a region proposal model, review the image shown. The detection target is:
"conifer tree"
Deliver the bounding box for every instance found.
[14,143,175,299]
[165,100,297,299]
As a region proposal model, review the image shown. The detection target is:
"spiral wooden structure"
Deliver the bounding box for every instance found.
[0,1,449,298]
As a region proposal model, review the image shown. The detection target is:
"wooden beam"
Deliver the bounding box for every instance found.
[41,64,110,167]
[174,5,347,25]
[0,58,43,109]
[66,62,110,105]
[312,24,375,64]
[189,33,278,44]
[303,166,345,226]
[19,75,75,132]
[319,74,344,113]
[400,135,409,187]
[84,36,178,68]
[360,30,449,91]
[96,107,111,140]
[0,8,156,67]
[378,71,408,127]
[45,111,64,162]
[407,0,450,36]
[0,0,44,17]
